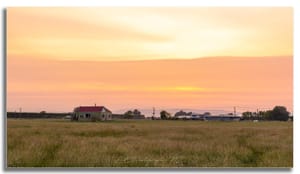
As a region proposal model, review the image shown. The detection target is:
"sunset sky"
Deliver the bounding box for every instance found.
[7,7,293,114]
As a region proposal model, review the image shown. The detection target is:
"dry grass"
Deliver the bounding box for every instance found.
[6,119,293,167]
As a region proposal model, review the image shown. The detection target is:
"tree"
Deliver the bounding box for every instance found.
[263,110,272,120]
[270,106,289,121]
[175,110,187,117]
[124,110,134,119]
[242,111,252,120]
[258,111,265,119]
[160,110,171,120]
[133,109,141,116]
[203,112,211,116]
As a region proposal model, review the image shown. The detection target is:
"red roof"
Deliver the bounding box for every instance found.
[74,106,111,113]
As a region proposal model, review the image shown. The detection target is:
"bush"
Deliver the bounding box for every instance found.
[270,106,289,121]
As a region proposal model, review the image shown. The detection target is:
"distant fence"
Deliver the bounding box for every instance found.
[7,112,70,119]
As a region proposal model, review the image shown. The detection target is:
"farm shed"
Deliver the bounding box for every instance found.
[72,106,112,121]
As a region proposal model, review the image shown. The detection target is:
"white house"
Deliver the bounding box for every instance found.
[72,106,112,121]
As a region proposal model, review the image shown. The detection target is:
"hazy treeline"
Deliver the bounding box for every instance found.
[241,106,291,121]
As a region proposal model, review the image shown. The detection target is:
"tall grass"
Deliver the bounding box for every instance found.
[7,119,293,167]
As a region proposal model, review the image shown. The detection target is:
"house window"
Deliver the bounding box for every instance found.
[80,115,83,118]
[86,113,91,118]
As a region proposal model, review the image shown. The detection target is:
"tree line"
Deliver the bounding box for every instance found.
[122,106,292,121]
[241,106,291,121]
[159,106,291,121]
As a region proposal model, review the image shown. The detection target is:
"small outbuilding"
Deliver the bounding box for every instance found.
[72,106,112,121]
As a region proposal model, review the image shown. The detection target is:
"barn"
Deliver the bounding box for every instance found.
[72,106,112,121]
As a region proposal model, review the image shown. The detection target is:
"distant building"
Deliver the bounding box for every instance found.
[72,106,112,121]
[174,111,241,121]
[175,111,202,120]
[175,115,192,119]
[204,116,241,121]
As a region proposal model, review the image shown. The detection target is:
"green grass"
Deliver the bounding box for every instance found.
[6,119,293,167]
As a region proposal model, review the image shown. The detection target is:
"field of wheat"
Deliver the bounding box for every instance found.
[6,119,293,167]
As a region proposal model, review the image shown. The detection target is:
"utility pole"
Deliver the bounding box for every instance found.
[151,107,155,120]
[19,107,22,117]
[234,106,236,116]
[152,107,155,117]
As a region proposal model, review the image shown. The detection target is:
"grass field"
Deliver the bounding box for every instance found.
[6,119,293,167]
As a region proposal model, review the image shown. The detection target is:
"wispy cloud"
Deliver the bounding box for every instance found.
[7,7,292,61]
